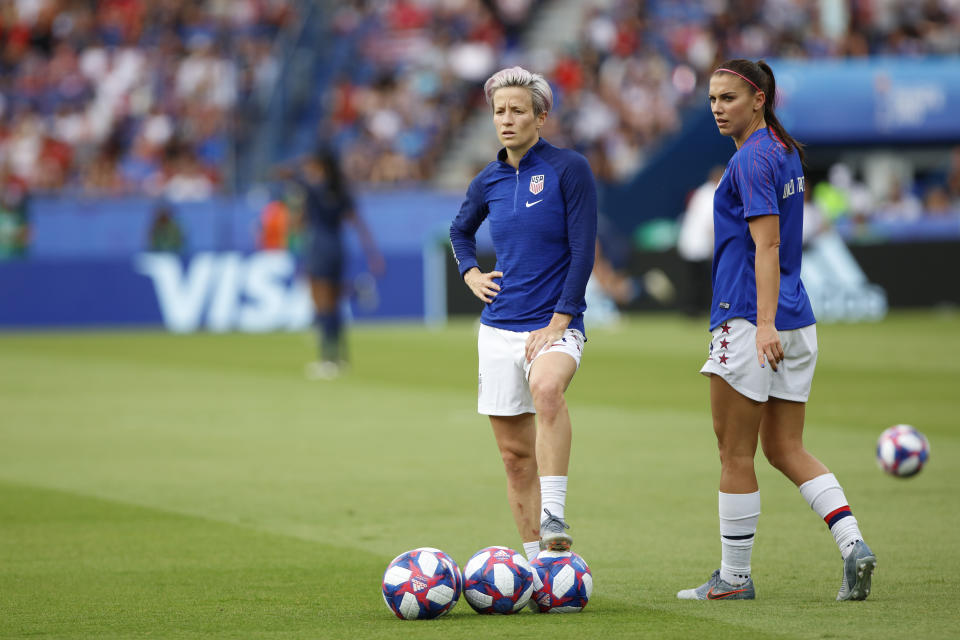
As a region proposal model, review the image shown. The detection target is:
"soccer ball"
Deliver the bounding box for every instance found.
[876,424,930,478]
[529,551,593,613]
[381,548,460,620]
[413,547,462,606]
[462,546,537,614]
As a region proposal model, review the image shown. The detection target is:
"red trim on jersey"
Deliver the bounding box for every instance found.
[768,127,787,149]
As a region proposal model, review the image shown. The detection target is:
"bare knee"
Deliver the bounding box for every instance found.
[762,439,800,474]
[718,449,755,475]
[499,445,536,481]
[716,431,757,474]
[530,377,565,419]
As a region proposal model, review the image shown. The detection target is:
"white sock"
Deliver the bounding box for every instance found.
[522,540,541,562]
[799,473,863,559]
[719,491,760,586]
[539,475,567,524]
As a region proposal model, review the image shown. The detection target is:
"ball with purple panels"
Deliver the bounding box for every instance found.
[529,550,593,613]
[381,548,460,620]
[413,547,462,605]
[876,424,930,478]
[462,546,538,614]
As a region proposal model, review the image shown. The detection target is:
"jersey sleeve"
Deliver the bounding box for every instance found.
[555,153,598,317]
[734,145,780,219]
[449,175,488,278]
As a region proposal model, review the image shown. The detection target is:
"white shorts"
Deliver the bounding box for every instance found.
[477,324,585,416]
[699,317,817,403]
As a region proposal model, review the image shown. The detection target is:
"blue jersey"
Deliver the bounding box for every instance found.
[292,175,353,279]
[449,138,597,335]
[710,127,815,331]
[295,176,353,236]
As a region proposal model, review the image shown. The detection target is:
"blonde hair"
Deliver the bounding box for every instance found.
[483,66,553,117]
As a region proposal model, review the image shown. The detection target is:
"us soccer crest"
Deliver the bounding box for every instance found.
[529,174,544,195]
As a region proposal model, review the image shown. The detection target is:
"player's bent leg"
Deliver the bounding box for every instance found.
[529,352,577,475]
[528,352,577,551]
[760,399,876,600]
[677,569,755,600]
[489,414,540,545]
[759,398,828,486]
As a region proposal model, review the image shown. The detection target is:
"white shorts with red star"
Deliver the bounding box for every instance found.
[477,323,585,416]
[700,318,818,403]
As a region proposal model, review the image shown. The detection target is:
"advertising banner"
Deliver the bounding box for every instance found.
[774,57,960,144]
[0,251,425,330]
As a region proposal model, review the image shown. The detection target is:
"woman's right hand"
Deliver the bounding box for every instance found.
[464,268,503,303]
[755,323,783,371]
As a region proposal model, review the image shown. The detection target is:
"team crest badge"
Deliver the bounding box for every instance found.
[529,175,544,195]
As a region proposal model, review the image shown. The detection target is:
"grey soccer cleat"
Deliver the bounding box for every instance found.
[539,509,572,551]
[677,569,755,600]
[837,540,877,601]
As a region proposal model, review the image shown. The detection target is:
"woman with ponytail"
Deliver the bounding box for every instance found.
[677,59,877,602]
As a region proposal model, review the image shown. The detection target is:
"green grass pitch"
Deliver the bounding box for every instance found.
[1,311,958,639]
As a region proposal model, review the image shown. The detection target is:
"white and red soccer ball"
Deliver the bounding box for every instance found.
[414,547,462,601]
[462,546,538,614]
[876,424,930,478]
[381,548,461,620]
[529,551,593,613]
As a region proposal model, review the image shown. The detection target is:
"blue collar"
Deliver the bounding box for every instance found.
[497,138,548,169]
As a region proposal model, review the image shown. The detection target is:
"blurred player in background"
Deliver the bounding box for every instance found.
[450,66,597,562]
[678,59,876,601]
[288,148,383,380]
[677,166,722,317]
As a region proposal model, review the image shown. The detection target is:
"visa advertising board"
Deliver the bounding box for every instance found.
[0,251,427,330]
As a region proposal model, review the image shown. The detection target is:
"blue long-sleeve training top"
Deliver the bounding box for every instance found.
[449,138,598,335]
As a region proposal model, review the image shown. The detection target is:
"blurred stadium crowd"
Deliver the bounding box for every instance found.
[1,0,959,216]
[0,0,293,201]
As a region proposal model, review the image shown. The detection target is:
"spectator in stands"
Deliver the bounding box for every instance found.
[330,0,522,184]
[162,145,216,203]
[0,0,295,198]
[944,146,960,207]
[875,176,922,221]
[147,204,184,253]
[0,163,29,258]
[923,185,954,217]
[814,163,873,223]
[3,0,960,196]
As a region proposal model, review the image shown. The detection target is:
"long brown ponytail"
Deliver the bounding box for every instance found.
[714,59,805,164]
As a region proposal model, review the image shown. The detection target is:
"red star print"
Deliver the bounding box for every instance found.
[718,353,729,364]
[720,323,732,334]
[720,339,730,349]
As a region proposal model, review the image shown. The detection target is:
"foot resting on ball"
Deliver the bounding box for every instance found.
[539,509,572,552]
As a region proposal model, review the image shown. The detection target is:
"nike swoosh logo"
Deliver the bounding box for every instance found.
[525,199,543,208]
[706,587,748,600]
